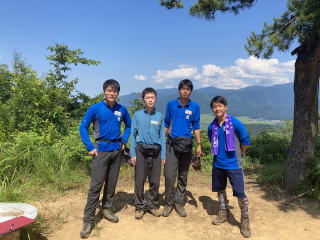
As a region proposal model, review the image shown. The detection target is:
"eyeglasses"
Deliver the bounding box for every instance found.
[105,88,119,94]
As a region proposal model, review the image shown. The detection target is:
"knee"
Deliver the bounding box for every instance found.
[233,190,246,198]
[89,184,102,194]
[164,174,175,186]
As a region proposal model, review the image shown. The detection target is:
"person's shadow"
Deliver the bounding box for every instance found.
[199,195,239,226]
[186,190,198,207]
[94,191,135,224]
[158,190,199,207]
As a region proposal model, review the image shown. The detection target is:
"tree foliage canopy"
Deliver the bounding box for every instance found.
[0,45,101,136]
[246,0,320,58]
[160,0,320,58]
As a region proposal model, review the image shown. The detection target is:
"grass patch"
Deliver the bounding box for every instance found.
[256,162,285,185]
[21,210,67,240]
[0,171,25,202]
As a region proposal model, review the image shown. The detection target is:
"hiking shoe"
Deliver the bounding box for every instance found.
[135,209,145,220]
[148,208,161,217]
[240,217,251,238]
[103,208,119,223]
[80,222,94,239]
[162,205,173,217]
[174,203,187,217]
[212,209,228,225]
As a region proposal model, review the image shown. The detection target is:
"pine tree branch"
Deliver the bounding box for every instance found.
[267,15,297,38]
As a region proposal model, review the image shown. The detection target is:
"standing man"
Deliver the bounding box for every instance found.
[162,79,202,217]
[208,96,251,238]
[130,87,166,219]
[79,79,131,239]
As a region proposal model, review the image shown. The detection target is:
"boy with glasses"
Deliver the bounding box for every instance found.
[79,79,131,238]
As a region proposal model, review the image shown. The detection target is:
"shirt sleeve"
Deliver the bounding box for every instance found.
[192,104,200,130]
[164,102,171,128]
[79,106,96,152]
[122,107,132,144]
[232,117,250,146]
[130,113,137,158]
[159,114,166,160]
[207,123,212,143]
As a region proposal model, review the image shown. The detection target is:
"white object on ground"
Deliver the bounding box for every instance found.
[0,203,38,223]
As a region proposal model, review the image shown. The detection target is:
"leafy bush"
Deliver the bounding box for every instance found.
[256,162,285,185]
[0,128,89,201]
[246,121,292,164]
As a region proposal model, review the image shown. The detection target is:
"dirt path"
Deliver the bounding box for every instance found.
[37,172,320,240]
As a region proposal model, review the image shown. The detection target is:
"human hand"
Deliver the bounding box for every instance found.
[196,145,202,157]
[88,149,98,156]
[161,159,166,165]
[131,157,137,166]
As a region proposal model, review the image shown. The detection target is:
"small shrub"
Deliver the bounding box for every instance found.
[256,162,285,185]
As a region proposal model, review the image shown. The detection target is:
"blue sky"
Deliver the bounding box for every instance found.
[0,0,295,96]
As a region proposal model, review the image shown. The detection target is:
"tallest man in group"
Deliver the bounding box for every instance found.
[162,79,202,217]
[79,79,131,238]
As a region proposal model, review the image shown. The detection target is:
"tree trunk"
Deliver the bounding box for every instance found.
[286,34,320,190]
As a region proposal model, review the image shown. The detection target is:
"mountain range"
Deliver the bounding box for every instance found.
[119,83,294,120]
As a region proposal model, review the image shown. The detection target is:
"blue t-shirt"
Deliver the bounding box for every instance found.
[79,100,131,152]
[207,116,250,169]
[130,109,166,159]
[165,99,200,137]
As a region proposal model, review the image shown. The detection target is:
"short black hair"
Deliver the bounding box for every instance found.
[210,96,228,108]
[142,87,157,99]
[178,79,193,91]
[103,79,120,92]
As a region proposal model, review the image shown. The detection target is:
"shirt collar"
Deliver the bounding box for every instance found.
[102,100,119,109]
[176,98,191,107]
[144,108,156,115]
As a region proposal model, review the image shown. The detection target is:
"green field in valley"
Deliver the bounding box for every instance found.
[200,114,284,136]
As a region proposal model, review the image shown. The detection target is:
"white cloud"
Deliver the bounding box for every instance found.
[152,65,198,83]
[138,56,295,89]
[146,56,295,89]
[134,74,146,81]
[197,56,294,88]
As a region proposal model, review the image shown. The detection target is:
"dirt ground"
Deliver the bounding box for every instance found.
[36,171,320,240]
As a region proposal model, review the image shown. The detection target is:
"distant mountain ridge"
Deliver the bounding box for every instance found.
[119,83,294,120]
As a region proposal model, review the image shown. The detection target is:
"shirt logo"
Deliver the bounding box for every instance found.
[151,120,160,125]
[185,110,192,115]
[114,111,121,116]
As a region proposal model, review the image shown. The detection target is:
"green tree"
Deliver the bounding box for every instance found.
[0,53,47,133]
[160,0,320,189]
[44,44,101,132]
[0,45,100,135]
[46,43,100,85]
[128,93,144,116]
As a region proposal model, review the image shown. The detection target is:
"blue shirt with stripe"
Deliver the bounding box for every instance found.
[207,116,250,169]
[79,100,131,152]
[130,109,166,159]
[164,98,200,137]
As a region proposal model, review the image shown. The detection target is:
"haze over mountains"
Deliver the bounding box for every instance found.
[119,83,294,120]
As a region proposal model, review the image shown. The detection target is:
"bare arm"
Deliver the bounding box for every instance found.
[193,129,202,157]
[240,144,248,155]
[165,127,169,136]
